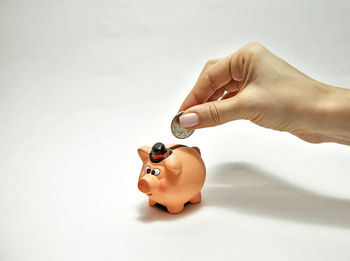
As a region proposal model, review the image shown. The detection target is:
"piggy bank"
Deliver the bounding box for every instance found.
[137,142,206,214]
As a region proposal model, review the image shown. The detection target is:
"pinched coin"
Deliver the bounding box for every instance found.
[171,111,195,139]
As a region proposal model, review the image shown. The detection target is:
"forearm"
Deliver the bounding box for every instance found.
[313,83,350,145]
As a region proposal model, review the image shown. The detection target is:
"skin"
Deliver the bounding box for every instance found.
[179,42,350,146]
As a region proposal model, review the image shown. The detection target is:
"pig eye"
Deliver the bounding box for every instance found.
[145,166,151,174]
[151,168,160,176]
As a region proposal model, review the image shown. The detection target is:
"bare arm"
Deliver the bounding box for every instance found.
[178,42,350,146]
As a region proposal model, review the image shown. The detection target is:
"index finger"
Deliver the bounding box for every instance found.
[179,54,237,112]
[178,59,218,112]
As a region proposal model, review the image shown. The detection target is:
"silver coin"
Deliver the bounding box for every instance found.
[171,111,195,139]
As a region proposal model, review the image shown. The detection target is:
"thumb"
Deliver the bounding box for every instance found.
[179,97,244,129]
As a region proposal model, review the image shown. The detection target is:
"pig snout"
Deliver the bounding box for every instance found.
[138,175,160,195]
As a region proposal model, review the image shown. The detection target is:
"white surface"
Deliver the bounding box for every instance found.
[1,0,350,260]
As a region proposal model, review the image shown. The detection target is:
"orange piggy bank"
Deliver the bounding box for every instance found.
[137,142,206,214]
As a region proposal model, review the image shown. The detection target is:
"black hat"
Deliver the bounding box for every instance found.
[149,142,172,163]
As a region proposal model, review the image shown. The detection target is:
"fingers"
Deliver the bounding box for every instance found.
[179,59,220,112]
[206,50,246,85]
[207,81,241,102]
[179,49,246,112]
[207,87,225,102]
[223,80,241,92]
[179,96,244,129]
[221,90,240,100]
[178,42,267,129]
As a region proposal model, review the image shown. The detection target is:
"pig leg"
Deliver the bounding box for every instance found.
[167,204,184,214]
[189,192,201,204]
[148,199,157,206]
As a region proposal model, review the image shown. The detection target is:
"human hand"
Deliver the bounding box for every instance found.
[178,42,350,145]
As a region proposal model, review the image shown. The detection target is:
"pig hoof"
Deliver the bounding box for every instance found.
[167,205,184,214]
[148,199,157,206]
[189,192,201,204]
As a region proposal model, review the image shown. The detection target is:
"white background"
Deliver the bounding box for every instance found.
[1,0,350,260]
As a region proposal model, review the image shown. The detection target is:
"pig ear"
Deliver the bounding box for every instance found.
[192,146,201,155]
[164,156,182,175]
[138,146,151,162]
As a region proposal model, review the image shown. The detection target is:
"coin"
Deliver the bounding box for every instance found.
[171,111,195,139]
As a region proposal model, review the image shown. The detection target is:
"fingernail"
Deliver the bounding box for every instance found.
[179,113,199,128]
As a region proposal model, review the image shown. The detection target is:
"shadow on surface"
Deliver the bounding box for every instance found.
[205,162,350,228]
[137,200,202,223]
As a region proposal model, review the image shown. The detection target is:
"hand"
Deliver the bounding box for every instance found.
[178,42,350,145]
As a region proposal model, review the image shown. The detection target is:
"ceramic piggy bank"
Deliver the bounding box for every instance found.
[137,142,206,214]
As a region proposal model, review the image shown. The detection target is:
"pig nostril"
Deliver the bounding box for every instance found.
[138,180,150,193]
